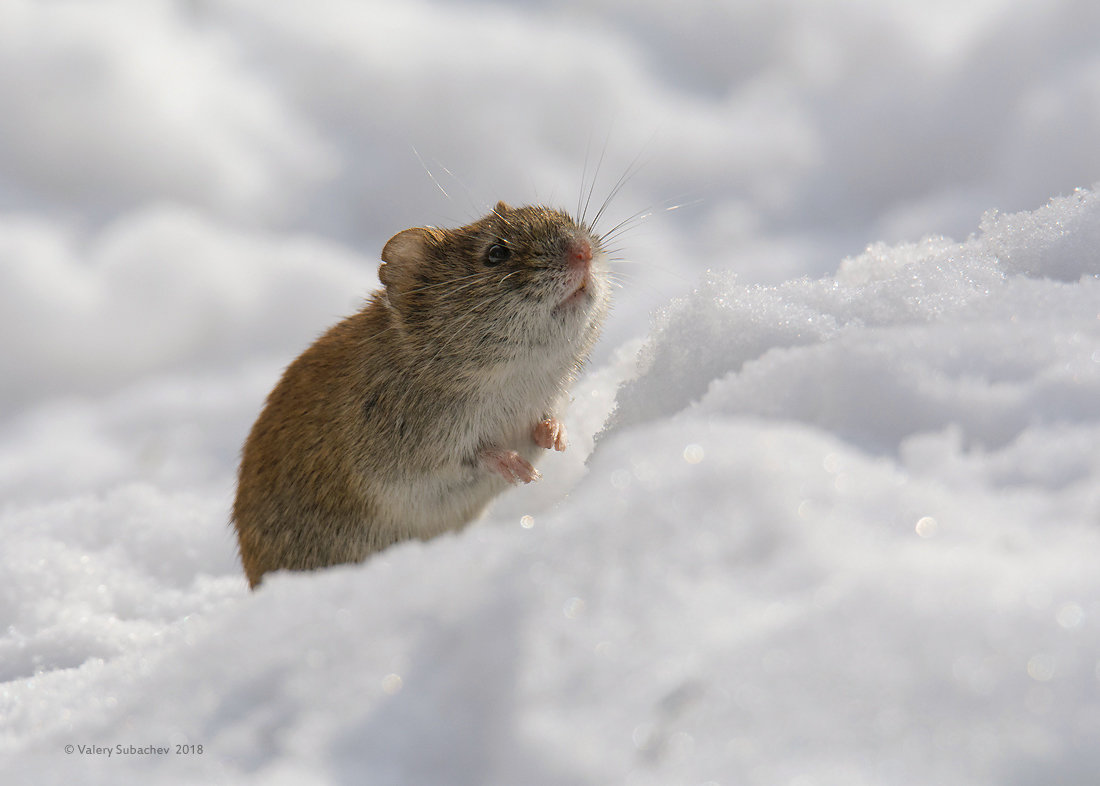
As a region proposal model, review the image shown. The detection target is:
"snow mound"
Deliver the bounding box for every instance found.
[5,190,1099,785]
[607,188,1100,457]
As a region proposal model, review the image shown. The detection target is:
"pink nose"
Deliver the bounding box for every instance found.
[568,238,592,269]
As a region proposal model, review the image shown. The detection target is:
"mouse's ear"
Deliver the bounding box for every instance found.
[380,228,432,287]
[493,201,512,215]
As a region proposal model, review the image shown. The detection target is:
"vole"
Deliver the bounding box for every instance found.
[232,202,611,588]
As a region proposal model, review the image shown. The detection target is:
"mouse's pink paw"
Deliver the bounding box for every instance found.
[480,447,541,484]
[533,417,568,452]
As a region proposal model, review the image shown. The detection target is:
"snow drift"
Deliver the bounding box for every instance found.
[4,1,1100,784]
[4,188,1099,785]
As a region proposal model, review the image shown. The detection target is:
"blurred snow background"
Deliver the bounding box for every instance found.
[2,0,1099,783]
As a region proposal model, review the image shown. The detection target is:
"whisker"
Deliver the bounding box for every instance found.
[599,194,703,248]
[581,121,614,226]
[664,197,704,213]
[577,128,594,223]
[590,132,656,231]
[412,145,450,199]
[591,169,640,233]
[432,159,484,220]
[599,209,653,245]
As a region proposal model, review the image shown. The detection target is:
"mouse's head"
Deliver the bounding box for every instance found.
[378,202,611,363]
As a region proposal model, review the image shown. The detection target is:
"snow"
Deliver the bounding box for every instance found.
[3,1,1100,784]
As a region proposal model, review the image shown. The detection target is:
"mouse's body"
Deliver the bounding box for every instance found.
[232,203,611,588]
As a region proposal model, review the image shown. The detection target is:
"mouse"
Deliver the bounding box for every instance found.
[232,202,612,588]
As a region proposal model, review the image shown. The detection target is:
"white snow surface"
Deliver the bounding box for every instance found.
[3,1,1100,784]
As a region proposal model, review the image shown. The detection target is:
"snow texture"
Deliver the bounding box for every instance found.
[3,1,1100,785]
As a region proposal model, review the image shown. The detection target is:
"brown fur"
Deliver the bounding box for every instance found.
[232,203,611,588]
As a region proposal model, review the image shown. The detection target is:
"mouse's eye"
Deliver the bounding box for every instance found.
[485,243,511,266]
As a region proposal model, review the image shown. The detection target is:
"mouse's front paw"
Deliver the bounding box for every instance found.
[480,447,541,484]
[533,417,568,452]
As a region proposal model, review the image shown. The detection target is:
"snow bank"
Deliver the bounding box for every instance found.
[5,187,1098,785]
[608,188,1100,452]
[4,1,1100,783]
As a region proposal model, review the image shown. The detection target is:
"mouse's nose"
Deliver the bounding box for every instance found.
[567,238,592,271]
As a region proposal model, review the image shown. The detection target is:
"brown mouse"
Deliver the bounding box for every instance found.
[232,202,611,588]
